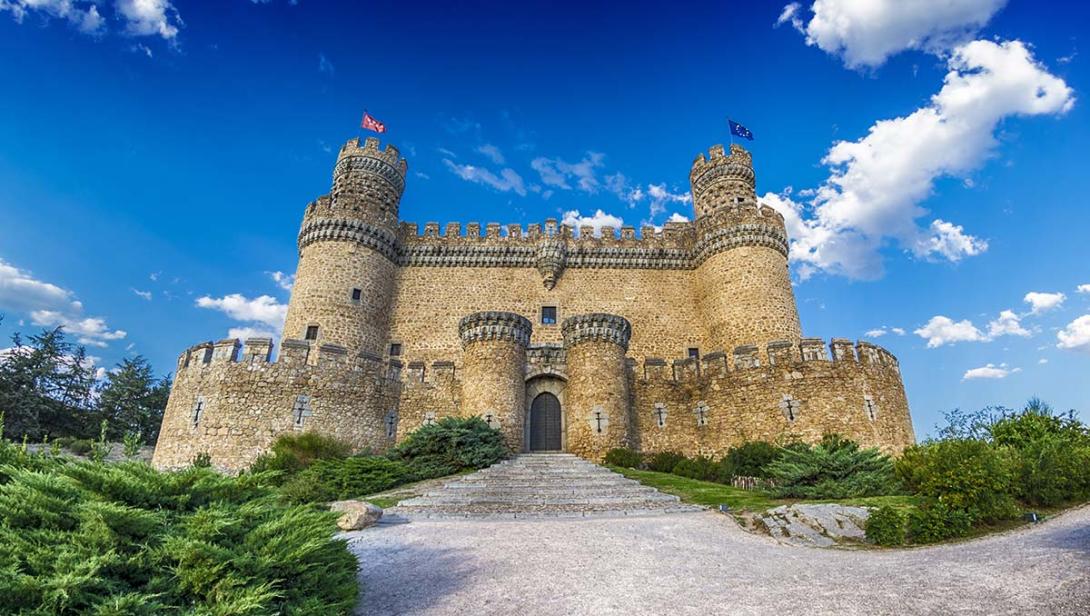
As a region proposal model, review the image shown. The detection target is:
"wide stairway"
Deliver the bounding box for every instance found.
[387,453,703,519]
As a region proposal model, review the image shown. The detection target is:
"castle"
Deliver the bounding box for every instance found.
[152,137,916,472]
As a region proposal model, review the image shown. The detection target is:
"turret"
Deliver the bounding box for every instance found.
[281,137,407,358]
[690,144,801,360]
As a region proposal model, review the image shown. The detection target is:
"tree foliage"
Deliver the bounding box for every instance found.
[766,434,898,499]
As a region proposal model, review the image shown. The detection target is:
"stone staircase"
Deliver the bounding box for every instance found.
[387,453,703,519]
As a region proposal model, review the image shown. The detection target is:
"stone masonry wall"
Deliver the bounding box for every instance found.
[562,314,633,462]
[152,339,398,472]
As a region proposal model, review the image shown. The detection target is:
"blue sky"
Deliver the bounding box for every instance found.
[1,0,1088,437]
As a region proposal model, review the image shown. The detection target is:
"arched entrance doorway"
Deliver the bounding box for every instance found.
[529,392,562,452]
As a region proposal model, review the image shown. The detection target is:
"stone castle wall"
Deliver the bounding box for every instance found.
[152,137,917,472]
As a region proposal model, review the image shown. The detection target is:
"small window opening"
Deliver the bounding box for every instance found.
[688,347,700,359]
[541,306,557,325]
[351,288,362,301]
[389,343,402,357]
[305,325,319,340]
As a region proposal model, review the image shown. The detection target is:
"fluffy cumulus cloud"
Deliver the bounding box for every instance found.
[778,0,1008,69]
[0,258,126,347]
[531,153,605,193]
[267,271,294,291]
[195,294,287,339]
[962,363,1020,381]
[1,0,180,40]
[645,184,692,218]
[561,210,624,237]
[763,40,1074,279]
[1056,315,1090,353]
[914,309,1029,348]
[1078,284,1090,295]
[443,159,526,196]
[1023,291,1066,314]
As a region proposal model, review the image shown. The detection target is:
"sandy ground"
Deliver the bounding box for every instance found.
[347,505,1090,615]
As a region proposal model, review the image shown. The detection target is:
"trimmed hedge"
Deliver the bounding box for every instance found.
[603,448,642,468]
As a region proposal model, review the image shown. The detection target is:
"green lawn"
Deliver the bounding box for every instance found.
[611,466,922,514]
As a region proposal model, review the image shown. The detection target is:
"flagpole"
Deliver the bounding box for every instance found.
[727,117,734,146]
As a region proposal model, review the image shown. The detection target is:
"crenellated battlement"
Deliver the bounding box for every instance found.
[336,136,408,178]
[636,338,900,383]
[690,143,759,218]
[174,337,394,375]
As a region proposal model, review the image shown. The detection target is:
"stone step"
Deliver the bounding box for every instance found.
[386,453,704,520]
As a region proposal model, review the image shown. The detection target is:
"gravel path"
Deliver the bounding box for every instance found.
[347,505,1090,615]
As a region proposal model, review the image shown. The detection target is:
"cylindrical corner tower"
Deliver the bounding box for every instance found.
[690,144,801,359]
[459,311,532,451]
[562,313,632,461]
[282,137,407,356]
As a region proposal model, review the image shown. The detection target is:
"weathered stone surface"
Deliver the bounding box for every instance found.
[760,504,871,547]
[152,137,916,473]
[331,499,383,530]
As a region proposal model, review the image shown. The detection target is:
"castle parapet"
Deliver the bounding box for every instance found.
[733,345,760,369]
[830,338,856,362]
[561,313,632,351]
[644,358,668,380]
[318,343,348,368]
[800,337,827,361]
[212,339,240,364]
[458,311,533,347]
[280,339,311,365]
[767,340,798,365]
[701,351,729,377]
[244,338,273,364]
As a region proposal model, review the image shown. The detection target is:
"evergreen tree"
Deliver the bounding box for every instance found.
[95,356,171,444]
[0,326,96,440]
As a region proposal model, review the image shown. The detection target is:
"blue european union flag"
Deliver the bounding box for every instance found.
[729,119,754,141]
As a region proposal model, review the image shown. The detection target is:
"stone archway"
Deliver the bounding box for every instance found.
[524,376,566,453]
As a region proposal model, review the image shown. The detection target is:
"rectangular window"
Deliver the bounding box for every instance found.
[305,325,319,340]
[688,347,700,359]
[389,343,402,357]
[541,306,557,325]
[351,288,362,301]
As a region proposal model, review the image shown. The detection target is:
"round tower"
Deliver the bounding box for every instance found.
[562,313,632,461]
[281,137,407,357]
[690,144,801,360]
[458,311,532,451]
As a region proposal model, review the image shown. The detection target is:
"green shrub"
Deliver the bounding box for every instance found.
[767,435,898,499]
[646,451,686,473]
[190,452,212,468]
[896,439,1018,523]
[250,432,352,480]
[282,456,415,504]
[989,398,1088,449]
[722,441,780,478]
[604,448,642,468]
[0,460,357,614]
[66,439,93,456]
[907,500,973,543]
[865,506,906,546]
[391,416,506,477]
[1012,436,1090,507]
[672,456,718,481]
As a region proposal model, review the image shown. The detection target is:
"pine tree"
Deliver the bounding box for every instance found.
[0,327,96,440]
[95,356,171,444]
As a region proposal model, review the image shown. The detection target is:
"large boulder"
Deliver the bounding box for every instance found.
[331,500,383,530]
[759,504,870,547]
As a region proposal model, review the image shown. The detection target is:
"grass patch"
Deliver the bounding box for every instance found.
[614,466,923,514]
[364,496,401,509]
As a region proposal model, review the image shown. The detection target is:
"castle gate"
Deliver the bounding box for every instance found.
[529,392,562,451]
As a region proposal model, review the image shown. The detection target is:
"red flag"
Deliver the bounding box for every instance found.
[361,112,386,134]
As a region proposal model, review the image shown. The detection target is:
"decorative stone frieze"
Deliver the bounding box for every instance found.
[561,313,632,351]
[458,311,533,348]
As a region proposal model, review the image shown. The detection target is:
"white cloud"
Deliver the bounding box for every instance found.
[196,294,287,331]
[1038,358,1048,364]
[645,184,692,218]
[0,258,80,315]
[666,212,689,223]
[864,328,887,338]
[1057,315,1090,353]
[763,40,1074,279]
[443,159,526,196]
[30,311,127,348]
[561,210,624,237]
[963,363,1020,381]
[476,144,505,165]
[114,0,179,40]
[1077,284,1090,294]
[132,289,152,301]
[531,152,605,193]
[318,53,334,75]
[1,0,180,41]
[0,258,125,347]
[915,316,986,348]
[267,271,294,291]
[1023,291,1066,314]
[891,327,906,336]
[228,326,277,342]
[779,0,1008,69]
[915,309,1029,348]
